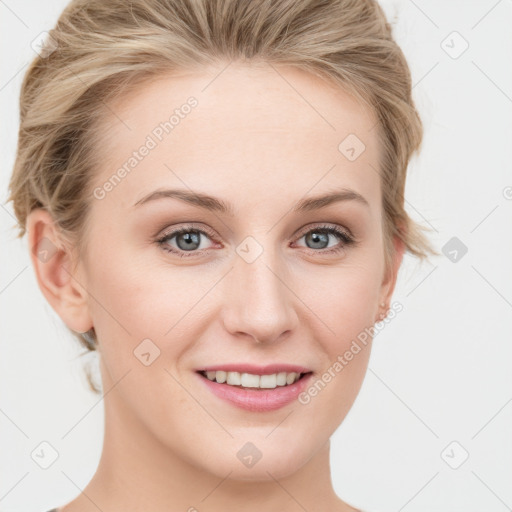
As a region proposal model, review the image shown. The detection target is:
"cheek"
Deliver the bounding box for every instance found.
[87,233,174,329]
[296,261,382,343]
[291,261,381,416]
[86,244,218,372]
[294,269,377,430]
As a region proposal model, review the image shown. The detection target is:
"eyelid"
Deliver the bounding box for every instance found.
[294,222,354,241]
[156,222,217,240]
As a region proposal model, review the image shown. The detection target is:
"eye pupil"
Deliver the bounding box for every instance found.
[177,231,201,251]
[306,231,329,249]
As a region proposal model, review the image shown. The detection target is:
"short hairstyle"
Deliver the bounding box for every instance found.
[8,0,437,393]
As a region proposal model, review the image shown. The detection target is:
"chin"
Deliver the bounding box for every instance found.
[191,437,315,482]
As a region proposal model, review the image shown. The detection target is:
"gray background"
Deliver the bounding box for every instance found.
[1,1,511,511]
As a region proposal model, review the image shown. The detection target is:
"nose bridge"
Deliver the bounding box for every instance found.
[222,238,298,344]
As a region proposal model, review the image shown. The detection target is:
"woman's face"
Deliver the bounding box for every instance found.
[74,62,401,480]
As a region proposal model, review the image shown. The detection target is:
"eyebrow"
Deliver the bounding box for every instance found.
[132,187,369,214]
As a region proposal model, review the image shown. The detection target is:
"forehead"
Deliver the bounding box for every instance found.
[92,62,381,214]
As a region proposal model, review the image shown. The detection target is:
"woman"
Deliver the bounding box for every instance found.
[8,0,436,510]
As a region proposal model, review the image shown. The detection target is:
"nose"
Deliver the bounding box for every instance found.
[221,246,299,345]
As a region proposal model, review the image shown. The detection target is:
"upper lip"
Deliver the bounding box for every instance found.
[196,363,312,375]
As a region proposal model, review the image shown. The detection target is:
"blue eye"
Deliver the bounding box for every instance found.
[156,225,215,258]
[156,223,355,258]
[295,225,354,255]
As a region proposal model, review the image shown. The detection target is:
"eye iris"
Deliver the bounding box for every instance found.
[176,231,201,251]
[306,231,329,249]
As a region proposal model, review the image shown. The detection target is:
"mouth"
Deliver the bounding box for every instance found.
[196,369,312,390]
[194,366,314,412]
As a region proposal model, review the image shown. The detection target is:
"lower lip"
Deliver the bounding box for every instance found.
[196,372,313,412]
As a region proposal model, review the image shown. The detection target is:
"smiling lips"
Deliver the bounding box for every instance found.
[195,363,313,412]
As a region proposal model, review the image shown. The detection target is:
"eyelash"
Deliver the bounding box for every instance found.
[155,223,355,259]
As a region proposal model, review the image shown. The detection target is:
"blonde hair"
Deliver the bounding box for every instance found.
[8,0,438,394]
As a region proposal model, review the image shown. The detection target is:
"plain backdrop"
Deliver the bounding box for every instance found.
[1,1,511,511]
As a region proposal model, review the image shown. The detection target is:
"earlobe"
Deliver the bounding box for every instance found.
[26,208,93,334]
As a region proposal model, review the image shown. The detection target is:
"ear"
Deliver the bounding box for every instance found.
[378,231,405,312]
[26,208,93,334]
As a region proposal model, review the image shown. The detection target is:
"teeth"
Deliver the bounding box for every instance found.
[241,373,260,388]
[226,372,241,385]
[286,372,297,385]
[203,370,303,388]
[276,372,287,386]
[259,374,276,388]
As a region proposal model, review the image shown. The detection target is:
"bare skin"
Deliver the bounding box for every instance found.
[29,61,403,512]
